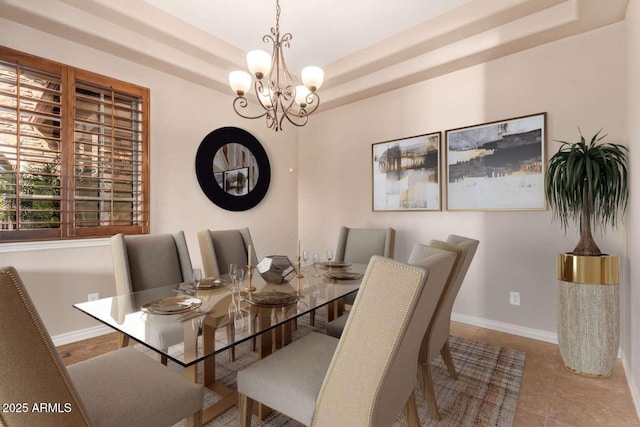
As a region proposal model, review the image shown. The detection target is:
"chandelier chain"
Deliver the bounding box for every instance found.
[275,0,281,34]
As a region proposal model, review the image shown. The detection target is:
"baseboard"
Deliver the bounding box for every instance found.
[622,356,640,422]
[51,325,114,346]
[451,312,627,359]
[451,312,558,344]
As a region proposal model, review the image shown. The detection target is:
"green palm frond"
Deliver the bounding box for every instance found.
[545,130,629,232]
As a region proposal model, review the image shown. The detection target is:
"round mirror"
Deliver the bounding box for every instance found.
[195,127,270,211]
[213,143,259,196]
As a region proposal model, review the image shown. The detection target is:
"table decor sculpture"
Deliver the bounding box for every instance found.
[257,255,296,284]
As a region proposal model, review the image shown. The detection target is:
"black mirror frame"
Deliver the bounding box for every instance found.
[195,127,271,211]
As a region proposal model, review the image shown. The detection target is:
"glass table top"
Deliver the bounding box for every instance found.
[73,263,365,367]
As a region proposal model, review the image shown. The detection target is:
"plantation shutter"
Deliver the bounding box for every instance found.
[0,46,149,242]
[71,71,148,237]
[0,57,63,240]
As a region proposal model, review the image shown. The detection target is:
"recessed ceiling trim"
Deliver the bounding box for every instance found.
[0,0,629,113]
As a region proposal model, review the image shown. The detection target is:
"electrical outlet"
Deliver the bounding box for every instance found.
[88,293,99,302]
[510,291,520,306]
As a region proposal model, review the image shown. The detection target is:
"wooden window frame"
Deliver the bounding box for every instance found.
[0,46,149,242]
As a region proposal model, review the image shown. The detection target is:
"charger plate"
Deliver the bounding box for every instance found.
[195,277,229,289]
[243,291,300,307]
[323,271,363,280]
[319,262,351,269]
[141,296,202,315]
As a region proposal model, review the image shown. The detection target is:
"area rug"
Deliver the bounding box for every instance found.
[151,313,525,427]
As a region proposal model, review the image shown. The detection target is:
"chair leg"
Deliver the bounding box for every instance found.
[227,323,236,362]
[421,364,441,421]
[403,391,420,427]
[239,393,254,427]
[185,410,202,427]
[441,341,458,380]
[160,354,168,365]
[118,333,129,348]
[309,309,316,326]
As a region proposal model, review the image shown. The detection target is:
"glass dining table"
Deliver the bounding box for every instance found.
[73,262,366,423]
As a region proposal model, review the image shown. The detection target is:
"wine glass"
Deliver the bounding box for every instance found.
[312,253,321,277]
[235,267,245,301]
[192,268,202,289]
[302,250,309,272]
[229,263,238,284]
[326,249,334,271]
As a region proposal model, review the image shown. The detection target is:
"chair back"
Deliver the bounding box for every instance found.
[197,228,257,277]
[335,226,395,264]
[313,253,456,427]
[411,235,479,364]
[0,267,92,426]
[110,231,193,295]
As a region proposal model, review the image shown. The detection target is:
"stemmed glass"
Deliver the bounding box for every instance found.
[229,263,238,284]
[235,267,245,299]
[312,253,321,277]
[192,268,202,289]
[302,250,309,272]
[326,249,334,272]
[228,264,245,329]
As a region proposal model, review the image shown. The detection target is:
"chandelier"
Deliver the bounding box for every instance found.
[228,0,324,131]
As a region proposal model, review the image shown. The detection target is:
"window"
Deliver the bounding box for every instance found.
[0,46,149,242]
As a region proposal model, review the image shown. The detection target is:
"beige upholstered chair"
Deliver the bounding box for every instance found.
[110,231,195,362]
[0,266,204,427]
[197,227,258,277]
[237,253,456,427]
[409,235,479,420]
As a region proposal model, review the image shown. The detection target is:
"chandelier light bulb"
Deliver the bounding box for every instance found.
[247,50,272,79]
[228,71,252,96]
[294,85,311,107]
[301,66,324,92]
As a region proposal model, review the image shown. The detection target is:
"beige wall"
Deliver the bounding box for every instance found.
[625,0,640,409]
[0,11,637,413]
[0,18,299,336]
[298,22,627,335]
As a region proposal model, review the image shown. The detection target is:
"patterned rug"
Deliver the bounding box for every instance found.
[151,313,525,427]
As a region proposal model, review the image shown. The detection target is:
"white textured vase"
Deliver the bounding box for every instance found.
[557,253,619,377]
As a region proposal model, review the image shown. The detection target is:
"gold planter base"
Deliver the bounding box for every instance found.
[557,253,619,378]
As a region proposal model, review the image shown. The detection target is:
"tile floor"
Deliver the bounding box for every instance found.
[57,321,640,426]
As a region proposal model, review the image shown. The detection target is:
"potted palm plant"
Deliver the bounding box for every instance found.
[545,130,628,377]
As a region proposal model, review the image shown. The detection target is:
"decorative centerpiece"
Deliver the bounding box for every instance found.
[545,130,628,377]
[257,255,296,284]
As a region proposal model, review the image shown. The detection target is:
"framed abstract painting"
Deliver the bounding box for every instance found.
[372,132,441,211]
[445,113,546,211]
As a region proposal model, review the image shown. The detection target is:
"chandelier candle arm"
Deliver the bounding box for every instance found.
[228,0,324,131]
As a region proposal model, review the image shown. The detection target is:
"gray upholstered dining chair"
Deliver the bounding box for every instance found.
[335,225,396,264]
[197,228,258,354]
[236,252,456,427]
[319,226,396,328]
[110,231,195,363]
[410,235,479,420]
[0,266,204,427]
[197,227,258,278]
